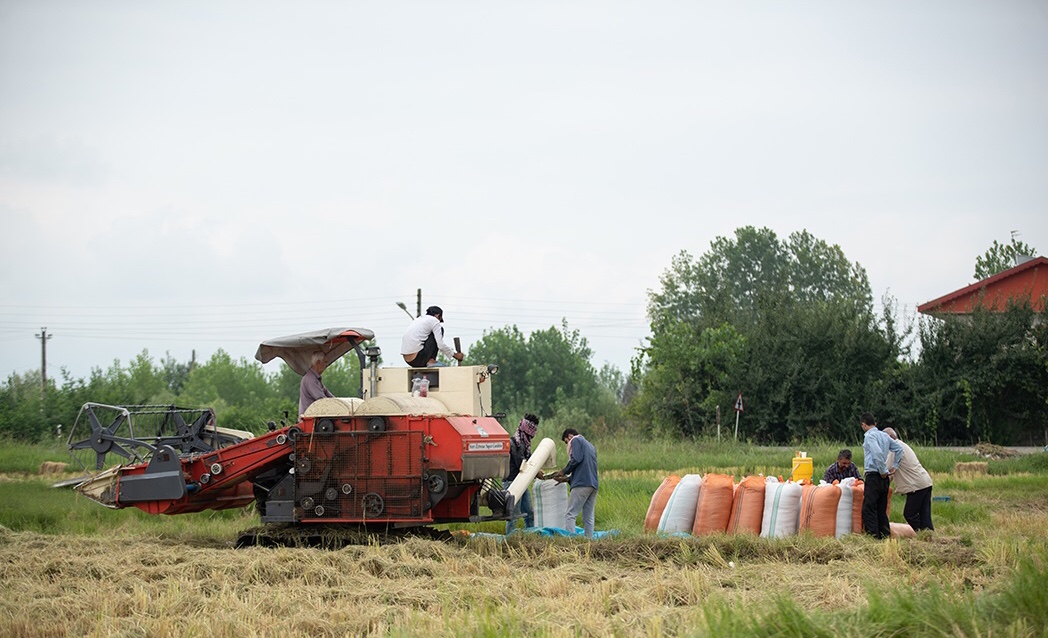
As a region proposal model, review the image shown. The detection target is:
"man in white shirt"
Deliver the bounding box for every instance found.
[883,427,934,532]
[401,306,464,367]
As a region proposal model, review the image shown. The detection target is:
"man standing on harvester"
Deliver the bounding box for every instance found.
[553,428,599,539]
[401,306,464,367]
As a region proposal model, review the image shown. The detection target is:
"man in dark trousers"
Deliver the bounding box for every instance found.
[883,427,934,532]
[860,412,904,539]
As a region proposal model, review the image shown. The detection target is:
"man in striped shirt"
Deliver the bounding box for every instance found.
[822,449,862,483]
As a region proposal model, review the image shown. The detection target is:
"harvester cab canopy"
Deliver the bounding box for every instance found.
[254,327,375,374]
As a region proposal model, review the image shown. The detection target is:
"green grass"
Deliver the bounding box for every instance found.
[3,437,1048,637]
[0,439,68,474]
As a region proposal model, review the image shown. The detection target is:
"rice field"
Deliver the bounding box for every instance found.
[1,437,1046,637]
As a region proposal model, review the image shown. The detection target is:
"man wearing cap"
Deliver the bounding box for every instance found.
[401,306,464,367]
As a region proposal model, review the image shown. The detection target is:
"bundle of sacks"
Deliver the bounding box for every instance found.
[644,474,915,539]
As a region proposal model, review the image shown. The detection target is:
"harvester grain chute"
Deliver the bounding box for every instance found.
[68,327,557,541]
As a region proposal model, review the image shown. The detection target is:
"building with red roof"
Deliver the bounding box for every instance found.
[918,256,1048,318]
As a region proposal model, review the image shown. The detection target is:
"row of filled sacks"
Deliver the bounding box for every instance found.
[644,474,914,539]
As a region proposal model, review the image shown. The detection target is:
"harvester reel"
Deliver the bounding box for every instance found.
[165,408,240,454]
[68,405,145,472]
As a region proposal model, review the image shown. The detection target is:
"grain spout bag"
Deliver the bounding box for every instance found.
[760,477,802,538]
[693,473,734,535]
[657,474,702,534]
[799,482,842,538]
[532,478,568,529]
[727,475,766,535]
[644,475,681,533]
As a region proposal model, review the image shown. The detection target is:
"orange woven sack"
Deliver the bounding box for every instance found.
[727,475,765,535]
[692,473,734,535]
[799,483,842,537]
[644,475,681,533]
[851,481,865,533]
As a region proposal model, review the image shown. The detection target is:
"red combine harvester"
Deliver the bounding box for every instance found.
[67,328,516,539]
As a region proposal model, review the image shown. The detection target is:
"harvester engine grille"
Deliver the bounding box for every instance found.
[293,431,426,522]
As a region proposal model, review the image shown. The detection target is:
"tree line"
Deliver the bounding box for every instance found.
[630,228,1047,445]
[2,228,1044,445]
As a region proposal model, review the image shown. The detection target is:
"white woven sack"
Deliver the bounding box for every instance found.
[835,478,856,538]
[657,474,703,534]
[532,479,568,529]
[760,477,802,538]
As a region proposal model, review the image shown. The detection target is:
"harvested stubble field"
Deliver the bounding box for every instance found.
[1,438,1047,637]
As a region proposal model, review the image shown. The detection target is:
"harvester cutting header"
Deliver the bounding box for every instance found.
[67,327,556,536]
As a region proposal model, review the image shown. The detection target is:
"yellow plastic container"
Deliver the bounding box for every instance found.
[791,453,813,482]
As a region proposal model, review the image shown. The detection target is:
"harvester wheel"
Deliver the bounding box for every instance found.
[362,492,384,517]
[316,419,334,433]
[427,473,446,495]
[287,426,302,442]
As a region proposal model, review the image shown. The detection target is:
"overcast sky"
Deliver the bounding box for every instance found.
[1,1,1046,384]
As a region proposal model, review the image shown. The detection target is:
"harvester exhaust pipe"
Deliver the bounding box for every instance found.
[506,437,557,504]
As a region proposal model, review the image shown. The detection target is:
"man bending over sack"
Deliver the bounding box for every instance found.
[883,427,934,532]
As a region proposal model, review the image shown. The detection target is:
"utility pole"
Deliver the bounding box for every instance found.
[35,327,52,395]
[416,288,422,317]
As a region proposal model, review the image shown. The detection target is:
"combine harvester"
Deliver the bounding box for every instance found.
[66,327,556,545]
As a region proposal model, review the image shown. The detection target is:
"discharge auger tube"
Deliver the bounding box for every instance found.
[506,437,557,503]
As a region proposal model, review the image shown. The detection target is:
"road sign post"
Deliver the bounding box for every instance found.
[733,392,744,440]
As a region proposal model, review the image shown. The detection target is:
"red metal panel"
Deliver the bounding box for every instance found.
[296,431,428,523]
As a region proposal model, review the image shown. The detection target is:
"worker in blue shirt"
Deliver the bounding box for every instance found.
[860,412,904,539]
[553,428,599,539]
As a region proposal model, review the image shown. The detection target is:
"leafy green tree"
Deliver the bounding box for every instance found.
[629,321,745,437]
[179,350,280,433]
[974,236,1038,280]
[648,227,872,331]
[637,227,895,442]
[911,303,1048,444]
[467,321,621,427]
[0,371,46,441]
